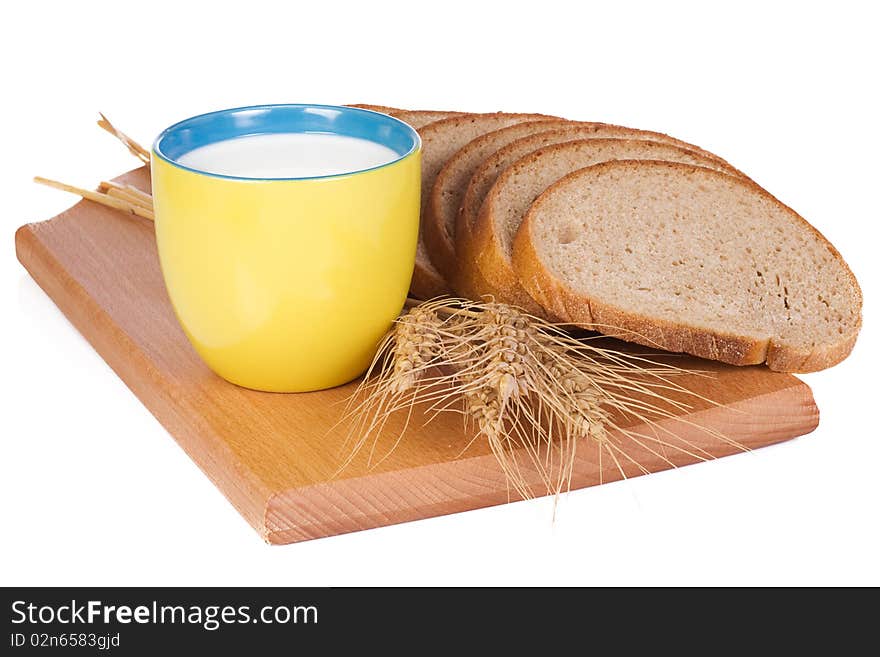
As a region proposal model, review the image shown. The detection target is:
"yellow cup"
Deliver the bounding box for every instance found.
[151,104,421,392]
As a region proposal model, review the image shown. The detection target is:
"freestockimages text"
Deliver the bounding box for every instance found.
[10,599,318,631]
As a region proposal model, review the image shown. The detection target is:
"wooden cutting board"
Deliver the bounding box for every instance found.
[15,167,820,544]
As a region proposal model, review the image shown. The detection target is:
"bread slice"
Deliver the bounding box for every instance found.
[454,126,743,302]
[469,139,736,312]
[423,119,575,282]
[512,160,862,372]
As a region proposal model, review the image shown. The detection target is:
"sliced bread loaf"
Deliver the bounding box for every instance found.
[423,119,576,282]
[411,113,556,296]
[468,139,734,312]
[512,160,862,372]
[454,125,743,302]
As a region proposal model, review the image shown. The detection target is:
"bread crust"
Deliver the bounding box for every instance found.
[346,104,402,114]
[457,225,545,312]
[512,160,862,372]
[459,196,547,313]
[345,106,466,128]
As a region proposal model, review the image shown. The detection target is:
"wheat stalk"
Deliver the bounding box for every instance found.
[343,298,739,499]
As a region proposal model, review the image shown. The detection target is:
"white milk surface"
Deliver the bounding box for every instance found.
[176,132,399,178]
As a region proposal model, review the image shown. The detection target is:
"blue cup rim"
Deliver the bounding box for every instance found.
[152,103,421,182]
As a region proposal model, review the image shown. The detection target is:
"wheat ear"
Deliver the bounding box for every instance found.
[343,298,742,499]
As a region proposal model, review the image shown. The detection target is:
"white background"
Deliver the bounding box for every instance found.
[2,0,877,586]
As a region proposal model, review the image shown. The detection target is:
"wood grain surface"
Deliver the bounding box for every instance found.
[15,167,820,544]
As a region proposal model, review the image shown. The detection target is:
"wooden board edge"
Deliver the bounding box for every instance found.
[262,380,818,544]
[15,219,275,535]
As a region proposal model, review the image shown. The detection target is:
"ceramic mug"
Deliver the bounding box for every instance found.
[151,104,421,392]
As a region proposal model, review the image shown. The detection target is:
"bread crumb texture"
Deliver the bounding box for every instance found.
[523,161,861,371]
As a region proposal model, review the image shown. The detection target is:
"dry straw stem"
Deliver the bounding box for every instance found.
[343,298,740,501]
[33,176,154,221]
[97,112,151,165]
[97,180,154,212]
